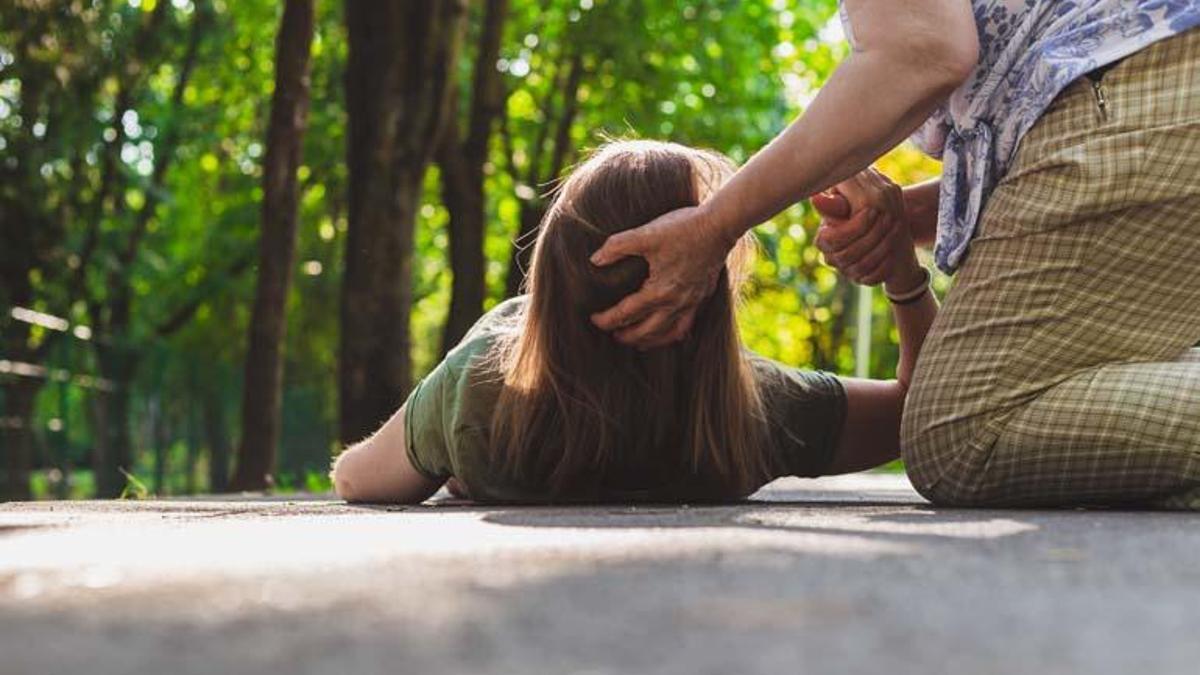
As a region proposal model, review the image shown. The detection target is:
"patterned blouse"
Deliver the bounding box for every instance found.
[839,1,1200,273]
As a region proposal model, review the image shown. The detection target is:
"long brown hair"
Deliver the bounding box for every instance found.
[489,140,769,500]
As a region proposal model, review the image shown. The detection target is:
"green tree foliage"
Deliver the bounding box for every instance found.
[0,0,938,499]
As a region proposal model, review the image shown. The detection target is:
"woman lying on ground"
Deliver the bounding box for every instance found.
[331,140,936,504]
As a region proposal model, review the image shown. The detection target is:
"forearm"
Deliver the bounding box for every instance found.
[702,1,975,242]
[903,178,941,248]
[829,284,936,474]
[884,269,939,391]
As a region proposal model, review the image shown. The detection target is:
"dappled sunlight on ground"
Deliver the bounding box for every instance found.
[3,475,1199,675]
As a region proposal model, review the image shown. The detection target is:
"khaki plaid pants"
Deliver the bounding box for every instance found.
[902,29,1200,508]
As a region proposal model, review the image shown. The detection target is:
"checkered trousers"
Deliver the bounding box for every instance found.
[901,28,1200,508]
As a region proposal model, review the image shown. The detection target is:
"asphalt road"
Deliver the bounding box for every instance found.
[2,474,1198,675]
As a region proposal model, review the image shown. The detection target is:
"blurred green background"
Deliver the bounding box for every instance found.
[0,0,939,500]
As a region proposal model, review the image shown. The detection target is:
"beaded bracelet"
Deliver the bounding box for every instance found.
[884,267,931,305]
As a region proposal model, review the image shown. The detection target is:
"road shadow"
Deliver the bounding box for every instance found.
[470,503,1052,548]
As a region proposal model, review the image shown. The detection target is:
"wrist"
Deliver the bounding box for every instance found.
[698,199,744,253]
[883,257,926,297]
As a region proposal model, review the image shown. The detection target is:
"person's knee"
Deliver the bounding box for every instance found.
[899,404,942,497]
[899,405,992,506]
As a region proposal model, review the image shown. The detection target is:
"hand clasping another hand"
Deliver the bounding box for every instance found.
[812,168,924,292]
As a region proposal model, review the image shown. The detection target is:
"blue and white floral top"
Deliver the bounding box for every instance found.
[839,1,1200,273]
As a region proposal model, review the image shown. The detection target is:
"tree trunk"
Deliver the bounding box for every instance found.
[184,398,198,495]
[438,103,489,354]
[438,0,510,354]
[84,4,210,498]
[0,256,38,501]
[1,380,39,501]
[230,0,315,492]
[504,51,583,298]
[203,390,231,493]
[339,0,467,445]
[87,387,109,497]
[96,389,133,498]
[0,103,41,501]
[504,202,547,298]
[151,396,167,495]
[94,346,137,498]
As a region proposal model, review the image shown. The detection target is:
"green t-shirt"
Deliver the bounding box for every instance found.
[405,296,847,502]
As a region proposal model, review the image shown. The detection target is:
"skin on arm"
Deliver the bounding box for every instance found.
[701,0,976,239]
[811,169,910,286]
[813,170,936,394]
[590,0,976,348]
[817,172,940,474]
[827,285,939,473]
[827,379,908,474]
[330,404,444,504]
[815,178,941,255]
[903,178,941,248]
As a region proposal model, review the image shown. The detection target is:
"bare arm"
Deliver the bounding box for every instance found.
[812,170,939,474]
[826,264,939,474]
[903,178,941,248]
[703,1,976,240]
[330,404,443,504]
[827,379,906,473]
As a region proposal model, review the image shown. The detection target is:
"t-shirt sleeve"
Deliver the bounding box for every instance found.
[748,353,848,478]
[404,357,455,481]
[403,296,526,482]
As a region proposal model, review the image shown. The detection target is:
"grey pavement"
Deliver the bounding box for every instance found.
[1,474,1198,675]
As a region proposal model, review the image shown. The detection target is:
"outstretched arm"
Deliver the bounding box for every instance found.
[331,404,443,503]
[699,1,975,241]
[816,170,939,474]
[828,286,938,474]
[590,0,975,348]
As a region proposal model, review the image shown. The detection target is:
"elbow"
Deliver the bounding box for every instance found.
[872,25,978,98]
[331,450,364,502]
[917,31,979,94]
[851,1,980,96]
[941,34,980,88]
[333,475,360,502]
